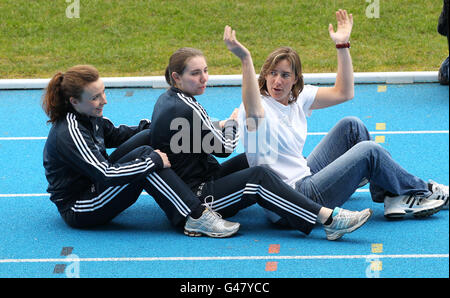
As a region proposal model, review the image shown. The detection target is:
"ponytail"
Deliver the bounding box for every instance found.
[42,65,99,123]
[42,72,67,123]
[164,66,172,86]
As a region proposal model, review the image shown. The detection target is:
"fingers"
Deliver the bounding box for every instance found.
[230,108,239,120]
[336,9,350,25]
[224,25,235,42]
[155,149,171,168]
[223,25,231,41]
[328,23,334,34]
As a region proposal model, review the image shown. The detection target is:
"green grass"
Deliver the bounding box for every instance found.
[0,0,447,78]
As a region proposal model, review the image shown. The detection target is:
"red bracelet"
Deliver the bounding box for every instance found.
[336,42,351,49]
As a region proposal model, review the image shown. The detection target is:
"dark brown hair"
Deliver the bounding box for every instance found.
[165,47,205,87]
[258,47,304,103]
[42,65,99,123]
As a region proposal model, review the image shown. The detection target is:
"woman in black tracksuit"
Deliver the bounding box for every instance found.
[42,65,237,235]
[149,48,372,240]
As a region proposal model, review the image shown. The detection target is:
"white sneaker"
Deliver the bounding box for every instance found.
[428,180,449,210]
[184,196,240,238]
[323,208,372,241]
[384,194,444,218]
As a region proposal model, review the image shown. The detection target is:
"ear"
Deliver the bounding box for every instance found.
[171,72,181,84]
[69,96,79,106]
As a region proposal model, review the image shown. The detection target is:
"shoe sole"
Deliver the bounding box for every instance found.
[326,209,373,241]
[184,225,240,238]
[385,202,444,219]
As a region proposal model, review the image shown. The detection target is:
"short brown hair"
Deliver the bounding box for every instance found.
[42,65,99,123]
[258,47,304,103]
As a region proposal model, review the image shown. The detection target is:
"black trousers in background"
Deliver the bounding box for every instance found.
[61,130,202,228]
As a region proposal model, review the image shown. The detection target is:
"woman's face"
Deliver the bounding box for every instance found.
[265,59,297,105]
[71,78,107,117]
[173,56,208,96]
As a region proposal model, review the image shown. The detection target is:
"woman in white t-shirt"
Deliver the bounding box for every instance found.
[224,9,448,225]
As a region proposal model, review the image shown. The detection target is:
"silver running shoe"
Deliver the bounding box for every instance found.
[428,180,449,210]
[384,194,444,218]
[323,208,372,241]
[184,196,240,238]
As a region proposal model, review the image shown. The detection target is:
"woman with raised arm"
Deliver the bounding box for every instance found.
[149,47,373,240]
[224,9,447,226]
[42,64,239,237]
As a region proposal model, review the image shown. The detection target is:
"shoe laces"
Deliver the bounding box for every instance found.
[202,195,223,219]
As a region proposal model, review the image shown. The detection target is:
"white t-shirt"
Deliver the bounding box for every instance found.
[238,85,319,188]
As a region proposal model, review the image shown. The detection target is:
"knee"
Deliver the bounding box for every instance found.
[337,116,370,142]
[338,116,365,129]
[138,145,156,155]
[355,141,386,156]
[249,166,282,184]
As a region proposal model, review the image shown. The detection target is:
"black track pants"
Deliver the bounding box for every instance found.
[198,165,323,235]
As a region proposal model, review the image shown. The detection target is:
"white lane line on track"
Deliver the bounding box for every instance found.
[0,254,448,264]
[0,130,448,141]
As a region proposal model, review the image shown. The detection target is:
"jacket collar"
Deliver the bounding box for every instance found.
[170,86,196,100]
[67,106,98,127]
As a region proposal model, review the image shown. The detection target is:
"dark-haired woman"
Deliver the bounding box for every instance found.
[149,48,373,240]
[223,9,447,226]
[42,65,240,237]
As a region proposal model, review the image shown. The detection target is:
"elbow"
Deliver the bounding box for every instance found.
[340,89,354,102]
[345,92,354,101]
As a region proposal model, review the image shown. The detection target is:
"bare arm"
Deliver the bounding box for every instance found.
[224,25,264,130]
[312,9,354,110]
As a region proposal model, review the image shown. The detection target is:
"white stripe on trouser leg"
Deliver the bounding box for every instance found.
[211,189,244,210]
[209,183,317,224]
[257,185,317,224]
[74,186,116,205]
[146,173,190,217]
[149,173,191,213]
[71,184,130,212]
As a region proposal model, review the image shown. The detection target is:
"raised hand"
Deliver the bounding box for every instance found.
[223,25,250,60]
[328,9,353,44]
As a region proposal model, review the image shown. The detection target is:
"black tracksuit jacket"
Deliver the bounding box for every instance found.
[150,87,239,190]
[43,108,162,212]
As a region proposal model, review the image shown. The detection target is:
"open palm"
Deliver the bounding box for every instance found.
[223,25,250,60]
[328,9,353,44]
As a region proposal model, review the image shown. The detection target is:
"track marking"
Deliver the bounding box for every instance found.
[0,137,47,140]
[265,261,278,272]
[268,244,280,254]
[0,254,447,264]
[377,85,387,92]
[375,123,386,130]
[371,244,383,254]
[375,135,385,143]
